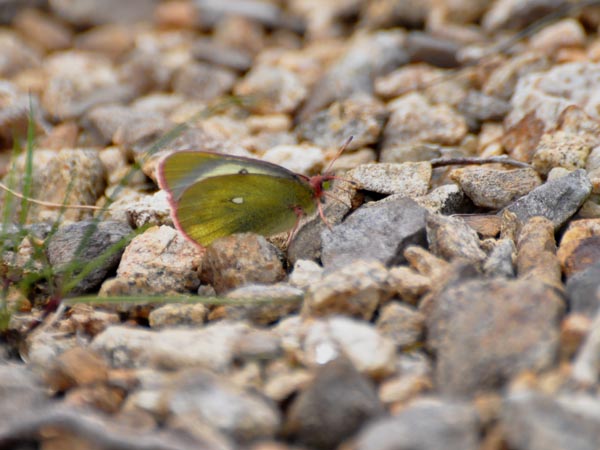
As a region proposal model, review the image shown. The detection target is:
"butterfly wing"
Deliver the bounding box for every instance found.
[157,151,302,201]
[173,173,316,246]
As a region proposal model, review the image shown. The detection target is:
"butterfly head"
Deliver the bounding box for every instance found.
[308,136,355,201]
[308,172,336,201]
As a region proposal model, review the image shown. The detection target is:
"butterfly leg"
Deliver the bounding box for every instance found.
[286,206,305,247]
[317,200,332,230]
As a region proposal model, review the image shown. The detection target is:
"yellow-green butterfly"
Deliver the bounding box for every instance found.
[158,139,351,247]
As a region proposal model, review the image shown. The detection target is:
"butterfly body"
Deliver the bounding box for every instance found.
[158,151,330,247]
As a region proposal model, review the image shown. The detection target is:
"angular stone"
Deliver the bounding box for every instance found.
[557,219,600,278]
[383,93,468,148]
[321,197,427,270]
[532,131,592,176]
[212,283,303,325]
[99,225,202,296]
[355,398,479,450]
[148,303,208,328]
[425,278,564,395]
[165,368,281,442]
[47,220,132,295]
[503,169,591,230]
[516,217,561,289]
[303,259,390,320]
[349,162,431,196]
[297,96,387,150]
[376,302,425,349]
[92,322,249,371]
[450,167,541,209]
[426,214,486,264]
[565,261,600,318]
[201,234,286,294]
[284,357,384,450]
[301,317,397,378]
[502,391,600,450]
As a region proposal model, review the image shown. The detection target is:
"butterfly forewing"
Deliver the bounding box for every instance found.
[158,151,301,201]
[174,173,316,246]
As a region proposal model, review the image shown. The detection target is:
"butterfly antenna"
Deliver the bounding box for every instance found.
[322,191,351,208]
[326,175,359,189]
[324,136,354,174]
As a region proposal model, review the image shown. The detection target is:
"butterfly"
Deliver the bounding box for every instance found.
[157,138,352,247]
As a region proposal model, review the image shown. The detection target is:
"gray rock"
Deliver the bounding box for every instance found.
[4,148,106,224]
[482,0,568,31]
[0,0,46,24]
[426,214,486,264]
[406,31,461,68]
[49,0,159,25]
[414,184,467,215]
[99,225,202,296]
[91,322,249,371]
[571,311,600,386]
[349,162,431,196]
[234,64,307,114]
[361,0,429,29]
[297,96,387,150]
[287,180,357,265]
[219,283,304,325]
[483,52,551,101]
[376,302,425,349]
[165,368,281,442]
[0,32,39,79]
[300,30,409,119]
[42,52,135,120]
[302,259,390,320]
[483,238,516,278]
[382,93,468,149]
[173,62,237,102]
[85,104,162,145]
[529,18,586,55]
[456,90,511,127]
[566,261,600,318]
[355,398,479,450]
[289,259,324,290]
[284,357,384,450]
[321,197,428,270]
[425,278,564,395]
[46,220,132,294]
[380,142,442,164]
[532,131,592,176]
[503,169,591,230]
[506,62,600,130]
[200,234,286,295]
[387,266,431,305]
[232,328,282,362]
[191,38,252,72]
[502,391,600,450]
[301,316,397,378]
[0,363,48,423]
[450,167,542,209]
[123,190,172,229]
[148,303,208,328]
[261,144,324,174]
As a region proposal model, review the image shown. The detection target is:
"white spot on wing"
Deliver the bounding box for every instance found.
[231,197,244,204]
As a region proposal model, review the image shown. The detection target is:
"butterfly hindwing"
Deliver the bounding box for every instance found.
[174,173,316,246]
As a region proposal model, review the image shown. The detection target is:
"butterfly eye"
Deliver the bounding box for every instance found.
[322,180,332,190]
[238,168,249,174]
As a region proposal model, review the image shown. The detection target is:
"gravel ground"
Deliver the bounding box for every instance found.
[2,1,600,449]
